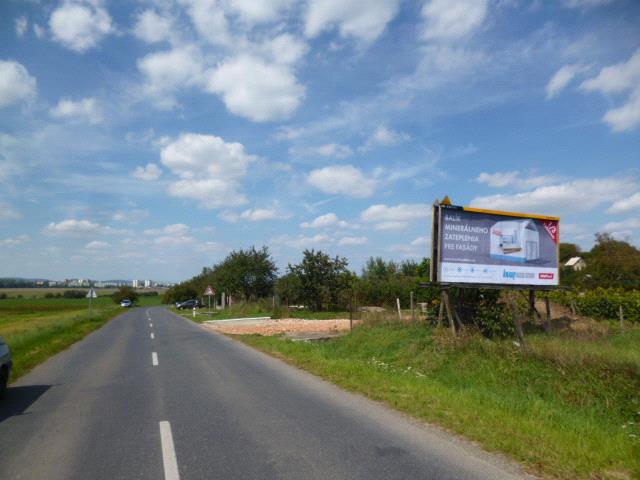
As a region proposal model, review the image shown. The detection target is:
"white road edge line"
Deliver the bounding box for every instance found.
[159,421,180,480]
[151,332,155,339]
[152,352,158,366]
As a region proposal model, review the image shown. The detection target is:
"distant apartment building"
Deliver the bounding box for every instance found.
[144,280,154,288]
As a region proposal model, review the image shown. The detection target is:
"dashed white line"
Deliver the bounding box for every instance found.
[150,332,155,339]
[150,322,153,328]
[152,352,158,366]
[159,421,180,480]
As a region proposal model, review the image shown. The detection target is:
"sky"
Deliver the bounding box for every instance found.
[1,0,639,282]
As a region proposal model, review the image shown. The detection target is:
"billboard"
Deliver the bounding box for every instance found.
[432,204,560,287]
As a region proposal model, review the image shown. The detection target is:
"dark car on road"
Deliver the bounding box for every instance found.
[0,336,12,398]
[176,299,201,310]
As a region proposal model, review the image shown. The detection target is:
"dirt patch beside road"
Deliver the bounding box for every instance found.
[203,318,358,336]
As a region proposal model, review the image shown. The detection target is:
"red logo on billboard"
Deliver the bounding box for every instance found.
[542,220,559,244]
[539,273,554,280]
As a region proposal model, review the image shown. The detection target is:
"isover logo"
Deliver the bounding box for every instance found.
[503,270,535,280]
[539,273,554,280]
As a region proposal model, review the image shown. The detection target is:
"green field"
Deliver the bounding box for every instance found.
[0,295,164,380]
[172,301,351,322]
[238,324,640,479]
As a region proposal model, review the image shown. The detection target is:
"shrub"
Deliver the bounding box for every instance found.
[63,290,86,299]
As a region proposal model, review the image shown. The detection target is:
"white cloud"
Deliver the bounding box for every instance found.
[49,1,114,53]
[85,240,109,249]
[0,60,37,108]
[562,0,617,8]
[272,233,330,249]
[471,177,636,215]
[411,236,430,247]
[581,49,640,95]
[153,235,195,246]
[545,64,587,99]
[179,0,230,46]
[131,163,162,181]
[307,165,376,198]
[421,0,488,42]
[112,209,148,223]
[207,54,305,122]
[579,49,640,131]
[373,221,409,231]
[44,219,124,236]
[15,16,28,37]
[476,171,556,189]
[0,234,29,247]
[33,24,45,39]
[289,143,353,159]
[603,87,640,132]
[228,0,295,24]
[338,236,367,246]
[301,213,349,229]
[304,0,399,44]
[361,125,410,150]
[0,202,21,220]
[608,192,640,214]
[133,10,173,44]
[260,34,308,66]
[361,203,431,222]
[240,208,289,221]
[603,217,640,232]
[138,46,205,108]
[160,133,256,208]
[144,223,189,236]
[390,236,431,256]
[50,97,102,124]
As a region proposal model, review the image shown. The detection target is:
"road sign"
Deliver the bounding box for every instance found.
[86,288,97,298]
[204,286,215,296]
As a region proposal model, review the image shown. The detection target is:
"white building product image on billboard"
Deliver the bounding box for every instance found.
[490,220,540,263]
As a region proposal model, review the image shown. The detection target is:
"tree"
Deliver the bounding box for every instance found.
[586,233,640,288]
[559,242,581,264]
[288,250,353,310]
[275,272,302,306]
[112,286,139,304]
[211,246,277,300]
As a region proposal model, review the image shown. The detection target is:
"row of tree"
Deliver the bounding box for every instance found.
[559,233,640,289]
[163,247,437,310]
[163,233,640,311]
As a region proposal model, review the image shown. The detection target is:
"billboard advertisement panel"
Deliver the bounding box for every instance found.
[434,205,560,287]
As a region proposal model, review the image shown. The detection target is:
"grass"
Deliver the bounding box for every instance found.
[237,324,640,479]
[173,301,351,322]
[0,295,164,380]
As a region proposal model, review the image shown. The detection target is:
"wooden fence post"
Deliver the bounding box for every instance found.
[437,295,444,328]
[442,291,456,334]
[396,298,402,321]
[545,296,552,334]
[410,291,415,322]
[510,298,527,351]
[619,305,624,330]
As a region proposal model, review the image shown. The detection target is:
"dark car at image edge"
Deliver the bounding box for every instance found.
[176,299,201,310]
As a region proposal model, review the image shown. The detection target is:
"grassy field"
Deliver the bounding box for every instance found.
[172,301,351,322]
[238,324,640,479]
[0,287,168,298]
[0,295,164,380]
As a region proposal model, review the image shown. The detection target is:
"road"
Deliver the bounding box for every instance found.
[0,307,529,479]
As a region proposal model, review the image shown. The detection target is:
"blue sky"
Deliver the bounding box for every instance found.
[1,0,639,282]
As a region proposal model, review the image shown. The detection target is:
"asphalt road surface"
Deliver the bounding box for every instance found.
[0,307,530,480]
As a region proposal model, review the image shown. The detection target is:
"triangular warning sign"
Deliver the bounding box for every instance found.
[204,285,215,296]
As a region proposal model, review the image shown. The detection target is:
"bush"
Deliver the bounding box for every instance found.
[112,286,139,304]
[550,288,640,323]
[63,290,86,299]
